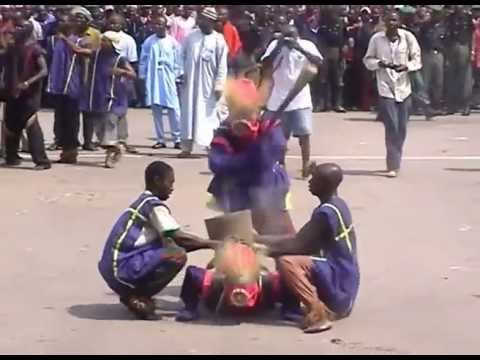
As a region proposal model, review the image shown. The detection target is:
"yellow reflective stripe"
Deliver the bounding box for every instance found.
[112,196,159,288]
[125,208,147,222]
[322,203,353,253]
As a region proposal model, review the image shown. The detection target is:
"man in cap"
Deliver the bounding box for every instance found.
[69,6,101,151]
[178,7,228,158]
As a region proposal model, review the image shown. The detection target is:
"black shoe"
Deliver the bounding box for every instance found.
[5,158,22,166]
[152,142,167,149]
[174,142,182,150]
[47,143,61,151]
[82,144,97,151]
[34,163,51,170]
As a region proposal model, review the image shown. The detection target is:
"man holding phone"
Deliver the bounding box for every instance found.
[363,10,422,178]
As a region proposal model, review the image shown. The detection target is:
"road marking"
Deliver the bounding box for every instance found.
[15,154,480,161]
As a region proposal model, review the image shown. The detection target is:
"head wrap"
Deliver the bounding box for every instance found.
[71,6,93,22]
[102,31,122,53]
[201,7,218,21]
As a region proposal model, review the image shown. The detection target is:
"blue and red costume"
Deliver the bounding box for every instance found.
[207,117,295,235]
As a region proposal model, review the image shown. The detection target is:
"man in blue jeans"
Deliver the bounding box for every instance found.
[363,10,422,178]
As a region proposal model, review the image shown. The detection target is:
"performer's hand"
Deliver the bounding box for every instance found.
[112,68,125,77]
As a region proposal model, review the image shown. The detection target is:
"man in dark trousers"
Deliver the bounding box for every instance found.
[2,13,50,170]
[445,5,473,116]
[418,6,447,116]
[318,5,348,113]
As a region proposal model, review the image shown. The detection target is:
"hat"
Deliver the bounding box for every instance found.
[105,5,114,11]
[71,6,93,22]
[201,6,218,21]
[102,31,122,52]
[360,6,372,14]
[427,5,444,12]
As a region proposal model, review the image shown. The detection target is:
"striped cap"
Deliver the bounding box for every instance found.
[201,7,218,21]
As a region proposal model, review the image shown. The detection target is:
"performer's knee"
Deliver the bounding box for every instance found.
[277,256,296,274]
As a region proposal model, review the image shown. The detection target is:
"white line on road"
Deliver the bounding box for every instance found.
[287,155,480,161]
[15,154,480,161]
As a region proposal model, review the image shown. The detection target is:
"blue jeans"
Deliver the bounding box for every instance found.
[378,96,411,171]
[152,104,181,143]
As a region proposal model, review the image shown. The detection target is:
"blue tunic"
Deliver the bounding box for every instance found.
[310,196,360,316]
[145,34,183,111]
[98,192,174,295]
[207,119,290,212]
[79,49,129,117]
[46,35,82,98]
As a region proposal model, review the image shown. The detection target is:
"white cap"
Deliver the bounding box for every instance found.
[105,5,114,11]
[360,6,372,14]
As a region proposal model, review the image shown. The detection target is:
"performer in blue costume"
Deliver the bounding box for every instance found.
[257,163,360,334]
[207,63,296,236]
[98,161,220,320]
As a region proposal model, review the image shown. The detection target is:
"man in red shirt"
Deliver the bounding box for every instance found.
[217,6,242,63]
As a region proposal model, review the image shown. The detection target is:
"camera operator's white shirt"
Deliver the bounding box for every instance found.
[262,38,322,112]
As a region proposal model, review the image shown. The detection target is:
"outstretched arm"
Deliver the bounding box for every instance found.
[257,215,328,257]
[171,229,222,252]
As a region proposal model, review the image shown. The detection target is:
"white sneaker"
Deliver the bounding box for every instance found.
[386,170,397,178]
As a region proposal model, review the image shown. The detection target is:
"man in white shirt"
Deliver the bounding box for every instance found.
[363,10,422,178]
[106,12,139,154]
[261,25,323,178]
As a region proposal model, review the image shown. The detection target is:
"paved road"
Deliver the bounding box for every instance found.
[1,110,479,354]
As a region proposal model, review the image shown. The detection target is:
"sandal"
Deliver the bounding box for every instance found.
[120,296,157,320]
[152,142,167,149]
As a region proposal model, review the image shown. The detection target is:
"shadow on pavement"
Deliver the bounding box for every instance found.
[68,303,136,321]
[343,169,390,178]
[444,168,480,172]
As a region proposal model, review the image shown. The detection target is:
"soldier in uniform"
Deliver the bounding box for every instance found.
[399,5,434,120]
[318,5,348,113]
[418,5,447,116]
[445,5,473,116]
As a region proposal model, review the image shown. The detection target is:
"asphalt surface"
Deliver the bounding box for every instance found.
[0,109,479,354]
